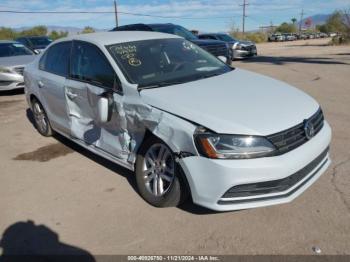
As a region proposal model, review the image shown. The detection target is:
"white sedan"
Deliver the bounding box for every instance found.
[24,32,331,211]
[0,40,36,91]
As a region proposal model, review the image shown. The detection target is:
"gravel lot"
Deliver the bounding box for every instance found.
[0,38,349,256]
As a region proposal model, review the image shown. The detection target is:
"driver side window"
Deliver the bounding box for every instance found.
[70,41,122,93]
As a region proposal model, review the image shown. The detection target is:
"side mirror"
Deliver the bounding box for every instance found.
[112,74,122,94]
[97,93,113,123]
[218,56,228,64]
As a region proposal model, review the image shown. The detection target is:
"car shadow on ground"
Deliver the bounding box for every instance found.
[239,55,349,65]
[26,109,217,215]
[0,89,24,97]
[284,43,329,47]
[0,220,95,262]
[25,108,137,192]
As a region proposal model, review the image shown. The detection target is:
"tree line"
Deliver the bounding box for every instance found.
[0,26,96,41]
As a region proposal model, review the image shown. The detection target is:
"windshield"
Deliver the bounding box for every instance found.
[217,34,236,42]
[107,38,232,88]
[0,43,34,57]
[149,25,198,41]
[29,37,52,47]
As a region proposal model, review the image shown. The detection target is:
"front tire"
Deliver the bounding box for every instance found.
[135,136,189,208]
[31,98,53,137]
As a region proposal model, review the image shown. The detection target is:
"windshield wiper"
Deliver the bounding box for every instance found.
[194,68,234,81]
[138,70,233,91]
[194,72,223,80]
[138,80,187,90]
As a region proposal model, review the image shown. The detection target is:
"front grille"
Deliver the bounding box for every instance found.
[220,147,329,201]
[201,44,228,57]
[0,81,13,87]
[267,108,324,155]
[242,45,255,51]
[14,67,24,75]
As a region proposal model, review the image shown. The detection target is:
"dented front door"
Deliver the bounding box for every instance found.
[66,40,129,160]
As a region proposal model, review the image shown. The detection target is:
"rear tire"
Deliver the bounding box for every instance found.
[31,98,53,137]
[135,136,189,208]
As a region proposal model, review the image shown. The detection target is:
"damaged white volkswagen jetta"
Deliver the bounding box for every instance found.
[24,32,331,211]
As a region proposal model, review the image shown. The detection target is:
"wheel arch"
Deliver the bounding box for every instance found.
[136,128,193,202]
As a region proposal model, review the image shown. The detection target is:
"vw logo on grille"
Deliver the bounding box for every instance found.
[304,120,315,140]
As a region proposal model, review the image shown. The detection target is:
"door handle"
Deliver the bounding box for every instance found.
[38,80,44,88]
[66,91,78,99]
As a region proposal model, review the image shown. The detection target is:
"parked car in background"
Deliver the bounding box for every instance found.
[112,23,231,63]
[198,33,257,59]
[282,33,296,41]
[15,36,52,53]
[298,34,308,40]
[24,32,331,211]
[268,34,284,42]
[306,33,315,39]
[0,40,36,91]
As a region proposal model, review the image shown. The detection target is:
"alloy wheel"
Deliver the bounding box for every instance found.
[142,143,175,197]
[33,102,48,134]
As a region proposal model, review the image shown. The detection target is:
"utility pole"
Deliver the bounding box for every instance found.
[114,0,118,28]
[240,0,249,36]
[299,9,304,34]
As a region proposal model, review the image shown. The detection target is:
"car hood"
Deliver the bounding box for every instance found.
[238,40,255,46]
[0,55,36,67]
[191,39,227,46]
[140,68,319,135]
[32,45,48,50]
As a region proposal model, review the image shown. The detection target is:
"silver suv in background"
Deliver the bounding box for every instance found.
[198,33,257,59]
[0,40,36,91]
[268,34,284,42]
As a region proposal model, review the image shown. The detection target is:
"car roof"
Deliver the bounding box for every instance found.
[200,33,224,36]
[147,23,175,27]
[55,31,180,46]
[0,40,17,44]
[26,36,50,39]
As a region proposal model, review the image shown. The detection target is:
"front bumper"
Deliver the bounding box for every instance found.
[179,121,332,211]
[0,73,24,91]
[233,48,257,59]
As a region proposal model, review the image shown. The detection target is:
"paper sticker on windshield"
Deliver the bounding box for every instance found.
[128,57,141,67]
[182,41,195,51]
[12,44,25,48]
[114,45,137,59]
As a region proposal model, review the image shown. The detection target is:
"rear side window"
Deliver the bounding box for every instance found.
[70,41,115,89]
[39,42,71,77]
[199,35,216,40]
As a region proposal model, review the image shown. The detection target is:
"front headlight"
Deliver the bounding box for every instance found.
[235,44,243,50]
[0,67,13,74]
[195,131,276,159]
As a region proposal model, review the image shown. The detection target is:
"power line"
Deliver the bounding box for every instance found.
[299,9,305,34]
[0,9,233,20]
[239,0,249,35]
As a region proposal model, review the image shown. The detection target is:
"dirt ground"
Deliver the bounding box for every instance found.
[0,38,350,256]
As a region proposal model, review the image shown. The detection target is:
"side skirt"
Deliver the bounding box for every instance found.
[53,129,135,172]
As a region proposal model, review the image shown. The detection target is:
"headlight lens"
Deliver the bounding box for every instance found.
[195,132,276,159]
[0,67,13,74]
[235,44,243,50]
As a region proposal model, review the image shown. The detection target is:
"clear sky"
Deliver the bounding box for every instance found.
[0,0,349,31]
